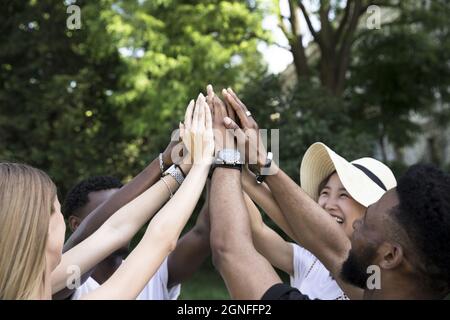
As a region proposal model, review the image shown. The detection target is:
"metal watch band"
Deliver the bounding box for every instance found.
[215,149,242,165]
[163,164,185,185]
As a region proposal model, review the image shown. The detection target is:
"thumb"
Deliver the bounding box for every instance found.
[179,122,185,138]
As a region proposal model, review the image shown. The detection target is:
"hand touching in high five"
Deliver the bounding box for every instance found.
[205,85,237,153]
[180,93,214,166]
[222,88,272,171]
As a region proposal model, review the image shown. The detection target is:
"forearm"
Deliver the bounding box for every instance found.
[210,168,281,300]
[243,193,294,275]
[265,165,351,275]
[51,175,179,293]
[167,204,211,288]
[242,169,298,242]
[63,158,162,252]
[81,164,210,299]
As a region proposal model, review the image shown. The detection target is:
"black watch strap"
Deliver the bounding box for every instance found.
[208,163,243,179]
[255,152,273,184]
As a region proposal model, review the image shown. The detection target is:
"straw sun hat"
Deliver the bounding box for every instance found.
[300,142,397,207]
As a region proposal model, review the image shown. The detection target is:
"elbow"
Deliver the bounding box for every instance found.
[210,236,233,272]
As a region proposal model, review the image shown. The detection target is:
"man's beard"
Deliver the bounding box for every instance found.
[340,245,378,289]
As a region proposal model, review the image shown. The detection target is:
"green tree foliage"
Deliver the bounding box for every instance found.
[0,0,267,195]
[348,0,450,163]
[241,74,373,181]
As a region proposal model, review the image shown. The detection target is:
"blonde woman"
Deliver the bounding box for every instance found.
[0,94,214,299]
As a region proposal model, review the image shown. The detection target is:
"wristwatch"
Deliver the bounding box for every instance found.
[213,149,243,171]
[256,152,273,184]
[163,164,185,185]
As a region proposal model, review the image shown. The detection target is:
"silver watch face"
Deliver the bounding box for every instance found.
[217,149,241,164]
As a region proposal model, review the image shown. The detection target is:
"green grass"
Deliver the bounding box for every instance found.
[179,258,229,300]
[178,258,290,300]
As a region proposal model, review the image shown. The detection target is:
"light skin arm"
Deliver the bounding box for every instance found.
[80,92,214,299]
[166,185,211,288]
[264,168,363,299]
[243,192,294,275]
[53,140,180,299]
[242,167,298,242]
[51,171,185,293]
[62,139,180,253]
[80,164,210,299]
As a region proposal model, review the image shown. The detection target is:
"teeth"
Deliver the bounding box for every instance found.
[335,216,344,224]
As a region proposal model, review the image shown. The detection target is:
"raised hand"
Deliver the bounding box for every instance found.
[222,88,268,168]
[180,94,214,165]
[205,84,237,154]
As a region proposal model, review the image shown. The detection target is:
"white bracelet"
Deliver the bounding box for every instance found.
[161,177,173,198]
[159,153,165,176]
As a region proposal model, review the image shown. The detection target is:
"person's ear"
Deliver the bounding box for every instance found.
[377,242,404,270]
[68,215,81,232]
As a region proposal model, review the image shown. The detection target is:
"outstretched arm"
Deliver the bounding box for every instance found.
[53,138,180,299]
[81,164,210,299]
[210,168,282,300]
[80,93,214,299]
[243,193,294,276]
[208,87,281,300]
[63,138,180,252]
[242,168,297,242]
[51,169,185,294]
[223,88,363,299]
[166,185,211,288]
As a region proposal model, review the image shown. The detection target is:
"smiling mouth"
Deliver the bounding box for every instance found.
[330,214,344,224]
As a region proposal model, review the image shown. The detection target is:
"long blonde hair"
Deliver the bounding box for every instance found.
[0,163,57,299]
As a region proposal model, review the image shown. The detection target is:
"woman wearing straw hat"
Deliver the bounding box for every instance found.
[241,142,396,300]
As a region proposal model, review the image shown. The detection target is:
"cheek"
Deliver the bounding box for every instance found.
[50,213,66,252]
[318,196,326,208]
[341,201,365,226]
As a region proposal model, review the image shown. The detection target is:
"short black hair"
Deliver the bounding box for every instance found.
[62,176,123,218]
[392,164,450,294]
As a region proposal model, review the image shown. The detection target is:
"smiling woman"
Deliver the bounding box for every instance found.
[242,141,396,300]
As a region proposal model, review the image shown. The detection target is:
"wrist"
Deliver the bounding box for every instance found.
[162,152,173,168]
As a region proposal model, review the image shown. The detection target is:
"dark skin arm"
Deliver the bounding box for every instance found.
[166,183,211,288]
[207,85,281,300]
[210,168,282,300]
[223,88,363,299]
[53,139,180,300]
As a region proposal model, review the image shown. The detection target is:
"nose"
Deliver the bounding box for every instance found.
[323,197,338,213]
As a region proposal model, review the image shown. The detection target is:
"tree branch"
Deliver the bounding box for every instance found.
[297,1,320,44]
[319,0,334,48]
[336,0,353,45]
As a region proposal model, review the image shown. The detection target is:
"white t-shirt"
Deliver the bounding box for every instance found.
[289,243,348,300]
[71,257,181,300]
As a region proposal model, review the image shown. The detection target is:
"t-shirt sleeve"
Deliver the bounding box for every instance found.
[290,243,315,288]
[70,277,100,300]
[157,256,181,300]
[261,283,311,300]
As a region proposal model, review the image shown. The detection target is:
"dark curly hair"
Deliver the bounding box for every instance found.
[392,164,450,294]
[62,176,123,218]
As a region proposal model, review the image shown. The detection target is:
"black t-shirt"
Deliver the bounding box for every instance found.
[261,283,312,300]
